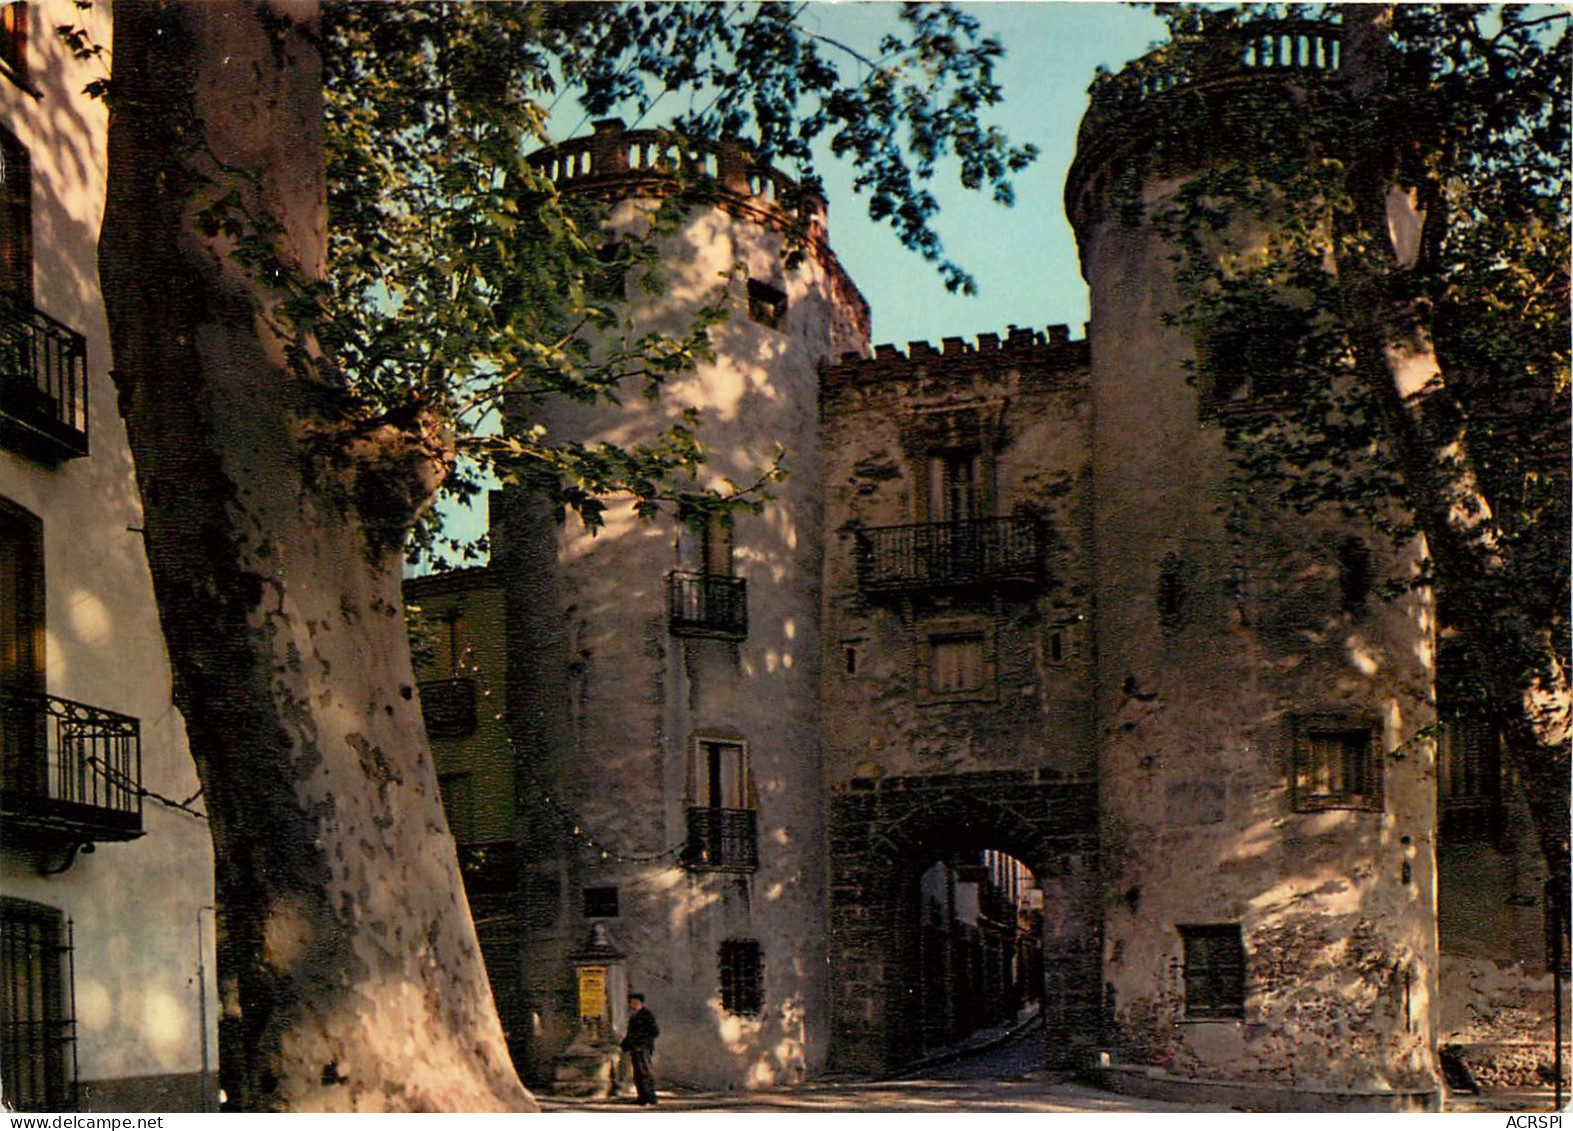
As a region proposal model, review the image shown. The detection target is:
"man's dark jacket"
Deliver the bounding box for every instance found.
[621,1008,659,1051]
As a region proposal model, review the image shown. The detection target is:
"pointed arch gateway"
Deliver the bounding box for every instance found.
[826,770,1101,1075]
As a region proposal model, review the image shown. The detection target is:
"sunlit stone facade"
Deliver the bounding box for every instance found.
[492,120,869,1090]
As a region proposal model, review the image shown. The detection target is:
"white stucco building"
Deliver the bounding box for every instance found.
[0,1,216,1111]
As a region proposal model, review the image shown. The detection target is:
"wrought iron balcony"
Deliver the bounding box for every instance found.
[1,693,143,848]
[682,806,757,872]
[668,571,748,640]
[419,677,477,740]
[855,517,1045,596]
[0,297,89,461]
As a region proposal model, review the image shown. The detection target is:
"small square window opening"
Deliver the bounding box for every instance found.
[746,279,787,331]
[582,886,620,918]
[1293,720,1381,812]
[930,633,985,694]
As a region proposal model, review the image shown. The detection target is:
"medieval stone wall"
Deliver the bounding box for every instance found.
[818,329,1101,1074]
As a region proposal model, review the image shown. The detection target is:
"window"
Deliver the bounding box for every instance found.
[419,677,477,739]
[683,738,756,870]
[928,451,979,523]
[718,939,763,1017]
[1198,302,1307,413]
[582,886,620,919]
[0,4,22,83]
[0,4,24,90]
[0,126,29,304]
[1337,536,1372,615]
[1,899,76,1112]
[1438,716,1500,840]
[1178,924,1245,1020]
[701,514,733,577]
[930,634,984,694]
[917,620,996,704]
[692,738,748,810]
[587,242,628,302]
[746,279,787,331]
[0,498,44,796]
[1293,718,1381,811]
[1156,552,1186,631]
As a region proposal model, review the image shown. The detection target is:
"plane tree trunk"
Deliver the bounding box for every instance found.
[98,0,533,1111]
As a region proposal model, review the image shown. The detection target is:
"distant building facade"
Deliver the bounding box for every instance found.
[407,17,1558,1111]
[0,1,216,1112]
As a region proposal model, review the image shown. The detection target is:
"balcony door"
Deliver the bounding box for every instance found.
[0,126,28,305]
[697,739,746,810]
[0,498,43,795]
[926,451,983,581]
[684,738,756,870]
[928,451,978,523]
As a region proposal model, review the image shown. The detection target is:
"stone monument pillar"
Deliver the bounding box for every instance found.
[551,923,628,1096]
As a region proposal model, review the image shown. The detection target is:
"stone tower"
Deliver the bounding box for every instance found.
[1066,19,1441,1108]
[497,120,868,1089]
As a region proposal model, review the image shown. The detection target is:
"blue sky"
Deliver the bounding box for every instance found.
[794,2,1168,348]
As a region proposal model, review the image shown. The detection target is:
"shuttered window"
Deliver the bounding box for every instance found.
[1179,924,1244,1020]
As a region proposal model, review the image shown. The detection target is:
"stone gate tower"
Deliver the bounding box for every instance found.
[1067,19,1441,1108]
[497,120,868,1090]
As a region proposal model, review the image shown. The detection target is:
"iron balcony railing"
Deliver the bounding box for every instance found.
[668,571,748,640]
[1,693,143,846]
[682,806,758,872]
[0,295,89,460]
[419,677,478,740]
[856,517,1044,595]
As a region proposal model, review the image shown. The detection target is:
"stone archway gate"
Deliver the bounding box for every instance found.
[826,769,1101,1076]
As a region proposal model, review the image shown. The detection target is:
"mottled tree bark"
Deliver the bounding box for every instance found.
[98,0,533,1110]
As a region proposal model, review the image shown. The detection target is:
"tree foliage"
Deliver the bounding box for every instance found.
[315,2,1036,563]
[1147,4,1569,880]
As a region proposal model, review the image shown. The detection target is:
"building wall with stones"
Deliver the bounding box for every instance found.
[817,329,1101,1074]
[1065,19,1441,1109]
[495,121,870,1091]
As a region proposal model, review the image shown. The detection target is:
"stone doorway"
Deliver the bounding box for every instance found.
[826,771,1100,1076]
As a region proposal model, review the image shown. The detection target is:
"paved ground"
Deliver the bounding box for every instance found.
[537,1017,1567,1114]
[537,1020,1235,1113]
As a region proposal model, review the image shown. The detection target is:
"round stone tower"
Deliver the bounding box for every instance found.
[498,120,868,1091]
[1066,20,1441,1109]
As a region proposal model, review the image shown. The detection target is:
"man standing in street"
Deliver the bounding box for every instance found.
[620,992,660,1105]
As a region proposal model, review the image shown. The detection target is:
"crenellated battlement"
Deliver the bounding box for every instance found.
[531,118,826,232]
[1065,18,1342,249]
[820,323,1089,390]
[531,118,869,342]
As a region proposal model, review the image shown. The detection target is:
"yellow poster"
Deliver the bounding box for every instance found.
[577,965,608,1020]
